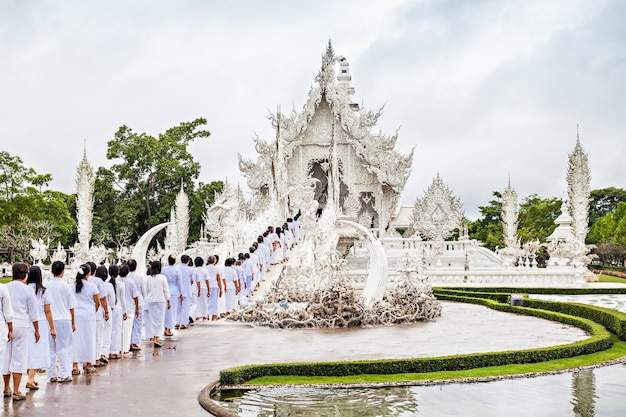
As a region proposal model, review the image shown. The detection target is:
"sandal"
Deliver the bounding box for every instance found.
[49,378,58,383]
[57,377,72,383]
[12,392,26,401]
[72,369,81,375]
[3,391,10,398]
[84,367,96,374]
[26,382,39,390]
[153,341,162,348]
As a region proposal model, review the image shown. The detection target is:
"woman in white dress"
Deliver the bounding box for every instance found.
[205,255,222,321]
[193,257,209,321]
[222,258,240,315]
[72,264,100,375]
[269,226,283,265]
[25,266,55,390]
[107,264,126,360]
[95,266,113,366]
[144,261,170,348]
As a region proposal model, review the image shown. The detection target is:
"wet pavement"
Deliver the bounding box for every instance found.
[2,300,590,417]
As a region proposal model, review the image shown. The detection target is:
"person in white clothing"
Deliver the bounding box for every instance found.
[193,257,210,321]
[46,261,76,383]
[25,265,56,390]
[2,263,39,402]
[107,264,126,360]
[127,259,145,352]
[0,283,13,388]
[118,264,139,355]
[87,262,109,369]
[71,264,100,375]
[162,255,181,336]
[205,255,222,321]
[143,261,170,348]
[95,265,114,366]
[222,258,240,315]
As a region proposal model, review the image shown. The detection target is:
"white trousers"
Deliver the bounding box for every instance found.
[48,320,73,379]
[110,309,122,354]
[121,315,133,353]
[101,314,112,357]
[2,326,30,374]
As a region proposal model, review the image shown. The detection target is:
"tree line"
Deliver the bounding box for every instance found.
[1,118,625,265]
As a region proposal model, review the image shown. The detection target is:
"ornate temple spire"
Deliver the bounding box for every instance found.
[174,180,189,254]
[566,129,591,247]
[75,145,94,253]
[501,176,519,250]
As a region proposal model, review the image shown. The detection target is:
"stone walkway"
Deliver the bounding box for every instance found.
[2,299,591,417]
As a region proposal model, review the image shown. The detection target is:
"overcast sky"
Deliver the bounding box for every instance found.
[1,0,625,220]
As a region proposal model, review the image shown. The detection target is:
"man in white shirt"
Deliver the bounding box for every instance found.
[127,259,145,351]
[46,261,77,383]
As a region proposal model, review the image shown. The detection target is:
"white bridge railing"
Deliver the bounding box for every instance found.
[346,267,586,288]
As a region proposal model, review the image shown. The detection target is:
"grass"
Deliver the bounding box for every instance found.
[599,274,626,283]
[244,337,626,386]
[0,277,10,284]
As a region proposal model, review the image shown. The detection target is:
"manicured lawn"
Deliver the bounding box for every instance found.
[245,337,626,385]
[599,274,626,283]
[0,277,10,284]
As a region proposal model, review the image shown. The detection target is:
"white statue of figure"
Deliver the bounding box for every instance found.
[51,242,67,263]
[499,178,521,265]
[30,239,48,264]
[206,182,240,257]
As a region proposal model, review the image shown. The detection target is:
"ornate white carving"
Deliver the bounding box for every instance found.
[499,178,521,264]
[75,147,94,261]
[409,174,464,242]
[567,135,591,256]
[175,182,189,254]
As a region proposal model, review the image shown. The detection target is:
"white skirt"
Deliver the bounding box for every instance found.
[28,319,50,368]
[147,301,167,338]
[73,318,96,363]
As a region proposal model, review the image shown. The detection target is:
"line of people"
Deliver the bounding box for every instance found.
[0,216,301,401]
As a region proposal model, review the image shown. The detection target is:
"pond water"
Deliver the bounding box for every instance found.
[215,294,626,416]
[216,365,626,416]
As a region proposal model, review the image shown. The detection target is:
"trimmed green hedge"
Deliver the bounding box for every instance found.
[433,288,626,341]
[220,295,613,385]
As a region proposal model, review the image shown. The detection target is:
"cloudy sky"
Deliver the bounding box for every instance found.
[1,0,625,219]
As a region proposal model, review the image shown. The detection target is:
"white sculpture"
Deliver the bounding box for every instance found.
[499,178,521,265]
[75,146,95,263]
[30,238,48,265]
[409,173,464,242]
[175,181,189,254]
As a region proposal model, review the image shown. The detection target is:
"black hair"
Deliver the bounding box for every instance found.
[224,258,234,267]
[128,259,137,272]
[75,263,90,293]
[249,246,256,253]
[108,264,119,305]
[87,261,97,276]
[27,265,45,296]
[51,261,65,276]
[149,260,162,275]
[194,256,204,267]
[180,254,190,265]
[119,263,130,277]
[12,262,29,280]
[95,265,108,281]
[168,255,176,265]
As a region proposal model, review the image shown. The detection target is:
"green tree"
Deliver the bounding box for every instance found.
[102,118,210,242]
[0,151,75,261]
[589,187,626,227]
[188,180,224,242]
[468,192,503,251]
[517,195,562,243]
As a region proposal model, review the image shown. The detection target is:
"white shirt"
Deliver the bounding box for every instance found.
[194,267,209,290]
[5,280,38,327]
[223,267,238,290]
[45,277,77,321]
[119,277,138,315]
[0,284,13,324]
[128,271,146,307]
[206,264,220,288]
[74,279,99,320]
[28,283,52,321]
[144,274,171,303]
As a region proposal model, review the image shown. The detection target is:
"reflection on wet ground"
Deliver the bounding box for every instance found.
[0,299,610,417]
